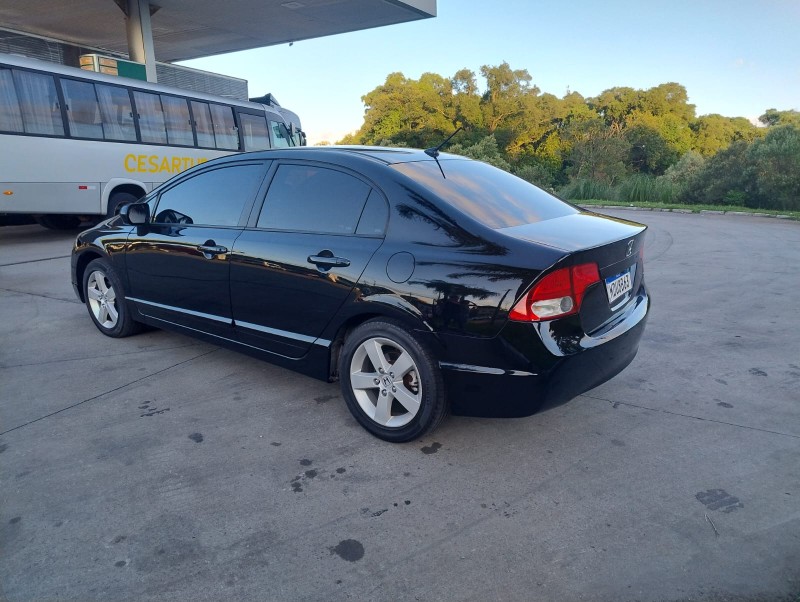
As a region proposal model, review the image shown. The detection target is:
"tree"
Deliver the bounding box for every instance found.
[759,108,800,127]
[745,125,800,210]
[564,118,630,184]
[691,114,760,156]
[447,135,511,171]
[588,87,640,133]
[624,125,676,175]
[680,141,750,204]
[347,71,454,147]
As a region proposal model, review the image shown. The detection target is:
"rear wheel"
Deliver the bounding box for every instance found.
[339,320,447,442]
[83,258,142,338]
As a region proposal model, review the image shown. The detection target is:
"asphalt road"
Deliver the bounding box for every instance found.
[1,211,799,602]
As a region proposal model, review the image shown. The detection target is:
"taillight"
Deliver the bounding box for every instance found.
[509,263,601,322]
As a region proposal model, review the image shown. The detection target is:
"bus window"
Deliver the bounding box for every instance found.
[61,79,103,139]
[210,103,238,150]
[239,113,270,150]
[269,120,292,148]
[133,91,167,144]
[95,84,136,141]
[0,69,24,132]
[13,70,64,136]
[160,95,193,146]
[191,100,215,148]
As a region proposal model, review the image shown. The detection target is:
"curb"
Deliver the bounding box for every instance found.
[579,205,798,221]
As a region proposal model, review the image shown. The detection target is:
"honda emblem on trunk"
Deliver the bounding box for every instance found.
[626,239,634,258]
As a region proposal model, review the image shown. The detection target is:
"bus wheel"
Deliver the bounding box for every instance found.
[107,191,140,217]
[35,214,82,230]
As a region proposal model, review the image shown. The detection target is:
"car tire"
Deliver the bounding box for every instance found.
[82,258,142,338]
[339,319,447,442]
[107,191,140,218]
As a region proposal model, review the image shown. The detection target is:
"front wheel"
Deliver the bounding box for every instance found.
[82,258,142,338]
[339,320,447,442]
[107,191,140,218]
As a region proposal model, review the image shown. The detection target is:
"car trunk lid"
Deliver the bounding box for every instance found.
[499,211,647,333]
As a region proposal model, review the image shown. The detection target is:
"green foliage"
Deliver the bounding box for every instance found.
[564,118,630,184]
[447,135,511,170]
[624,125,677,175]
[680,141,750,205]
[339,63,797,210]
[690,114,761,156]
[659,151,705,193]
[513,162,556,189]
[759,108,800,127]
[745,125,800,210]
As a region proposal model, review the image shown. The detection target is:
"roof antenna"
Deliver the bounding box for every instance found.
[424,126,463,178]
[424,126,463,159]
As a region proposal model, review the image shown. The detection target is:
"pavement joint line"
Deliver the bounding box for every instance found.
[0,342,207,369]
[0,255,71,267]
[582,393,800,440]
[0,348,220,436]
[0,287,81,304]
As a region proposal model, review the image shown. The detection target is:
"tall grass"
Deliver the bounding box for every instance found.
[615,174,677,203]
[560,175,679,204]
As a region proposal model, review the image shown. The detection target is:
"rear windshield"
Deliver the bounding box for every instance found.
[392,159,577,228]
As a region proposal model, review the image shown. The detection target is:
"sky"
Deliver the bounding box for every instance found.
[181,0,800,146]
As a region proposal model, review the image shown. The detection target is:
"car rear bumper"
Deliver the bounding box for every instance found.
[441,285,649,417]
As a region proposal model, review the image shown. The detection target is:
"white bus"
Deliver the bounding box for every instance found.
[0,53,305,229]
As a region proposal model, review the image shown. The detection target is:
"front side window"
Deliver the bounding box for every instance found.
[61,79,103,139]
[240,113,270,150]
[133,91,167,144]
[12,70,64,136]
[258,164,371,234]
[154,163,265,227]
[269,120,292,148]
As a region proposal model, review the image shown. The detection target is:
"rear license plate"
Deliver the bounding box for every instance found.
[605,270,632,304]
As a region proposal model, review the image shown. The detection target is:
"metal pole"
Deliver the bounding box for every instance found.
[125,0,157,82]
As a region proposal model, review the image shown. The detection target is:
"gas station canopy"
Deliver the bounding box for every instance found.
[0,0,436,63]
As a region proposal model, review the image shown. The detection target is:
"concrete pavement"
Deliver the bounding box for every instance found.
[1,212,799,601]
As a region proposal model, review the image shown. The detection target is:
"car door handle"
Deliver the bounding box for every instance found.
[307,254,351,268]
[199,244,228,257]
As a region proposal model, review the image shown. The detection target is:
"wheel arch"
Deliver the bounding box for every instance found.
[103,180,148,214]
[74,249,107,303]
[326,296,440,381]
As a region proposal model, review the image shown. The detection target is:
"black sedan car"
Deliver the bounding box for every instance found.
[71,147,649,442]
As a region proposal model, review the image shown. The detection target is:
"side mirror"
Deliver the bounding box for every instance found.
[120,202,150,225]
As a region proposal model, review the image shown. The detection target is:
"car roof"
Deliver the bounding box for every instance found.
[227,146,466,166]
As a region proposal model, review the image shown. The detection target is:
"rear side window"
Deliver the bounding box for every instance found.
[355,190,389,236]
[61,79,103,139]
[0,68,24,132]
[154,163,265,227]
[392,159,577,228]
[258,164,371,234]
[10,70,64,136]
